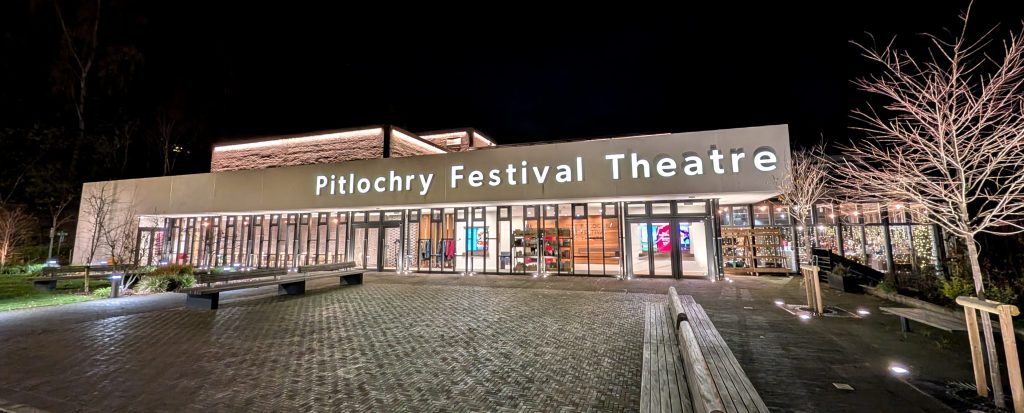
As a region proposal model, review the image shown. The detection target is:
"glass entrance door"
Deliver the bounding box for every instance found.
[629,219,708,278]
[381,224,401,270]
[353,221,403,271]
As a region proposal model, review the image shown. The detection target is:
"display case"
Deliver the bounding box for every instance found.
[722,227,789,274]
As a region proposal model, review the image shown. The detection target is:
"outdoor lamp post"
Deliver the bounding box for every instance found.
[110,273,122,298]
[57,230,67,264]
[47,227,55,262]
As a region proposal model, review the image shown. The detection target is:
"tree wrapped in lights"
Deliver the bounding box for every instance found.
[836,10,1024,407]
[775,144,830,264]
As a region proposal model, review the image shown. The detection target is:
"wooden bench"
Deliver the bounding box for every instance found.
[670,287,770,413]
[179,268,365,310]
[31,265,127,291]
[641,303,693,413]
[297,261,357,273]
[195,267,289,286]
[879,307,967,333]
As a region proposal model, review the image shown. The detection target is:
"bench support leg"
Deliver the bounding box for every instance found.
[186,293,220,310]
[279,280,306,295]
[34,280,58,292]
[341,273,363,285]
[899,316,912,333]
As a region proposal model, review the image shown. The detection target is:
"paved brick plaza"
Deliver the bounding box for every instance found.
[0,274,970,412]
[0,278,659,412]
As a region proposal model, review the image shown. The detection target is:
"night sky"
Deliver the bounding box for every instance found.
[3,1,1023,175]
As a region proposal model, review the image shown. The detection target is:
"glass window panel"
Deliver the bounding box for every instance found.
[911,224,935,271]
[814,224,837,253]
[772,205,790,225]
[889,225,913,273]
[753,204,771,226]
[839,203,860,224]
[815,204,836,225]
[908,204,929,224]
[676,201,705,214]
[602,202,618,218]
[860,203,881,224]
[731,207,749,227]
[842,225,864,264]
[718,206,732,226]
[651,202,671,215]
[626,202,647,216]
[888,203,908,223]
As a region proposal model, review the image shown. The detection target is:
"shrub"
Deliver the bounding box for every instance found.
[0,263,45,276]
[136,276,170,294]
[984,283,1019,305]
[92,287,111,298]
[831,263,849,277]
[149,264,194,277]
[166,274,196,291]
[876,279,897,293]
[940,276,975,301]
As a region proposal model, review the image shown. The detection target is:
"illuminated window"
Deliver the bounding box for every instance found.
[446,137,462,146]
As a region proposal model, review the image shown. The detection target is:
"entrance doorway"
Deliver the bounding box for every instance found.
[352,221,403,271]
[628,219,709,278]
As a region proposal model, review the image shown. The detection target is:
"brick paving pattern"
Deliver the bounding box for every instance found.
[0,281,661,412]
[0,273,974,412]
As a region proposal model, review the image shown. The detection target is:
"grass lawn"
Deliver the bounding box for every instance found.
[0,274,111,312]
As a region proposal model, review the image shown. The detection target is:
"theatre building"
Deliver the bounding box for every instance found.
[71,124,944,280]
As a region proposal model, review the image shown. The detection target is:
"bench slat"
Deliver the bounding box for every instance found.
[689,306,746,412]
[879,307,967,332]
[683,300,769,413]
[641,304,693,413]
[641,306,652,412]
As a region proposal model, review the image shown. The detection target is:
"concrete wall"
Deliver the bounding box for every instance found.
[73,125,792,264]
[211,128,385,172]
[421,131,471,152]
[390,130,446,158]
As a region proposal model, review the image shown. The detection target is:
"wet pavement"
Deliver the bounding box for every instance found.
[0,273,971,412]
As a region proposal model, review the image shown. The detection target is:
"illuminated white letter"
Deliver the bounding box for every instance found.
[630,153,650,179]
[451,165,464,188]
[754,148,778,171]
[357,178,371,194]
[468,170,484,187]
[656,157,676,177]
[605,154,626,179]
[555,165,572,183]
[683,153,703,176]
[418,174,433,196]
[315,175,328,196]
[730,149,746,173]
[709,146,725,174]
[489,169,501,186]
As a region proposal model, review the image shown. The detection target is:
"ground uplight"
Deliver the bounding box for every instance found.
[889,364,910,375]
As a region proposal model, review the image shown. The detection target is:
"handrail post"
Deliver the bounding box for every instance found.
[999,305,1024,413]
[958,296,1023,412]
[963,305,988,397]
[812,265,824,315]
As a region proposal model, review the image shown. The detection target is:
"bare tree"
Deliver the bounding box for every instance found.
[46,192,76,261]
[53,0,101,169]
[837,10,1024,407]
[102,203,138,289]
[80,182,118,293]
[0,205,35,271]
[152,113,190,176]
[775,144,831,265]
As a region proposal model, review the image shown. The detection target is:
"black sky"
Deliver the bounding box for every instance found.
[3,1,1024,174]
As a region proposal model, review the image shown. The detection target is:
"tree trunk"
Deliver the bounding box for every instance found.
[967,238,1005,407]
